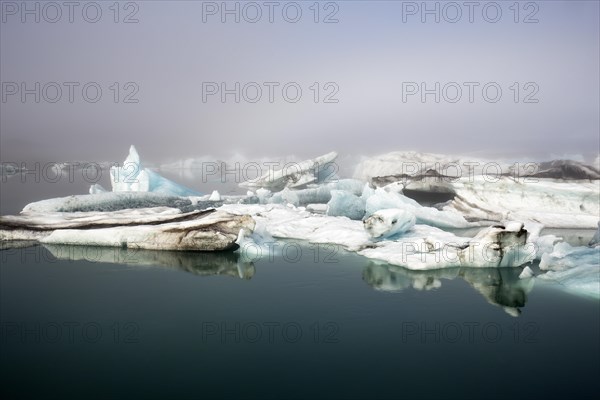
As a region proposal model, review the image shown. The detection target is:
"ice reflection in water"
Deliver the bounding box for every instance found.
[363,263,535,317]
[42,244,255,279]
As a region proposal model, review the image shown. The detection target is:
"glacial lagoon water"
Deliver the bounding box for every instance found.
[1,173,599,399]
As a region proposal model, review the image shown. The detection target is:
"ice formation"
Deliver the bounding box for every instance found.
[239,151,338,191]
[354,151,600,182]
[108,145,201,196]
[537,241,600,298]
[364,187,471,228]
[326,190,365,220]
[2,146,598,298]
[363,209,416,239]
[221,204,536,270]
[1,208,254,251]
[356,151,600,229]
[22,192,202,213]
[267,179,364,206]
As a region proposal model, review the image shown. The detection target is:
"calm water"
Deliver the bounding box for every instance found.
[1,168,599,399]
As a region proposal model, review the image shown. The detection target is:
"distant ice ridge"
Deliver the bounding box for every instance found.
[239,151,338,191]
[354,151,600,182]
[355,151,600,229]
[103,145,201,197]
[222,204,536,270]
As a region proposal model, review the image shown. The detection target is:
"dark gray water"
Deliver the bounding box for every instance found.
[1,169,599,399]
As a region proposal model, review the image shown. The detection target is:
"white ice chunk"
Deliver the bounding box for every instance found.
[89,184,107,194]
[209,190,221,201]
[363,209,415,239]
[519,266,534,279]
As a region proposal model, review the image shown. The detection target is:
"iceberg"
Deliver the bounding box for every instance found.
[0,208,255,252]
[356,151,600,229]
[358,222,535,270]
[354,151,600,182]
[326,190,365,220]
[364,187,471,229]
[267,179,364,206]
[444,176,599,228]
[239,151,338,191]
[108,145,201,197]
[220,204,536,270]
[89,183,108,194]
[537,241,600,298]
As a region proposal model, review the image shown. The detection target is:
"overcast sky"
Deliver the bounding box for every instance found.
[1,0,599,164]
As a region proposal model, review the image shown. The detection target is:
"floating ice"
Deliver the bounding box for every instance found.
[355,151,600,182]
[108,145,201,197]
[268,179,364,206]
[364,187,471,229]
[363,208,415,239]
[22,192,198,213]
[538,241,600,298]
[326,190,365,220]
[209,190,221,201]
[220,204,536,270]
[89,183,108,194]
[445,176,600,228]
[1,208,255,252]
[356,151,600,229]
[519,266,535,279]
[240,151,338,191]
